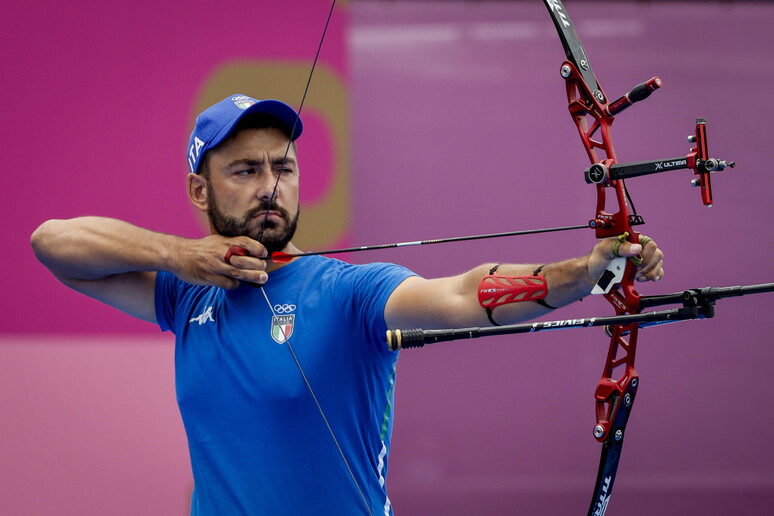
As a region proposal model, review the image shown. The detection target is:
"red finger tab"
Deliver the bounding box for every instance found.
[478,274,549,309]
[225,245,249,265]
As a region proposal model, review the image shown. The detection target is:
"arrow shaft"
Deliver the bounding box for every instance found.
[271,223,589,261]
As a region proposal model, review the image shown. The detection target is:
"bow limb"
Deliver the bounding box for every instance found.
[544,2,643,514]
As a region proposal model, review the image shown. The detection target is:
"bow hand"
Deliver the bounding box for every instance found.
[588,236,664,288]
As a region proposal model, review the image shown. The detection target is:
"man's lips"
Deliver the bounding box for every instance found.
[252,210,284,221]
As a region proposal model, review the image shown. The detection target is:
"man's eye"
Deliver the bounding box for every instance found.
[235,169,254,176]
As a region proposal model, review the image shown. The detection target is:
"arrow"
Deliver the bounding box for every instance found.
[265,223,589,263]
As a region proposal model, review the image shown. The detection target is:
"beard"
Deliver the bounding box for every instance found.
[207,187,300,255]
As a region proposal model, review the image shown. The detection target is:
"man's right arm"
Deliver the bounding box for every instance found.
[30,217,268,324]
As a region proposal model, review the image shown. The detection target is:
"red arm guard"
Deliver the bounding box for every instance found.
[478,265,555,325]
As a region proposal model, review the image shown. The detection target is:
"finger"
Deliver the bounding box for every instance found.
[225,245,249,265]
[225,263,268,285]
[614,241,643,258]
[207,271,241,290]
[225,245,268,272]
[230,237,268,260]
[637,266,664,282]
[635,248,664,278]
[636,253,664,281]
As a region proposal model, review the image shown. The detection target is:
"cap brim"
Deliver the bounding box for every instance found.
[208,99,303,152]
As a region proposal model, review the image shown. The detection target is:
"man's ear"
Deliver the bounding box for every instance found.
[187,173,209,212]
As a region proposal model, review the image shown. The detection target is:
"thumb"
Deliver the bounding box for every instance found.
[615,241,643,258]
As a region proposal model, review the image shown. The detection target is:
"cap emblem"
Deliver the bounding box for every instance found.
[232,95,257,110]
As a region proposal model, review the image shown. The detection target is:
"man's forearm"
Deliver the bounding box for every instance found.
[31,216,180,281]
[385,237,661,331]
[456,255,596,325]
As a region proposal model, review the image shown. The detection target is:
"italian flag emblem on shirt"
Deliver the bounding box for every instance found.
[271,314,295,344]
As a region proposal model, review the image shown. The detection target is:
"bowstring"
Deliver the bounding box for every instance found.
[259,290,374,516]
[255,2,375,515]
[257,0,336,244]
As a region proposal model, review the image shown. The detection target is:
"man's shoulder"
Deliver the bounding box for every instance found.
[307,256,414,281]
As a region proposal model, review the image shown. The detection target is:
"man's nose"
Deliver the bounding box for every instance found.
[256,172,279,203]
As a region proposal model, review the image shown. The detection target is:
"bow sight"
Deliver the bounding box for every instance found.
[584,117,735,208]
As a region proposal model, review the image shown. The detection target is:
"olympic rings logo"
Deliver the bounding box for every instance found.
[273,304,297,314]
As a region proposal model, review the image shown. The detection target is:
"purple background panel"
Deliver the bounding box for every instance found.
[350,2,774,516]
[2,1,774,515]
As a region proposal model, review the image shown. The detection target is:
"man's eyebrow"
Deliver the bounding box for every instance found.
[224,156,296,169]
[272,155,296,165]
[225,158,261,169]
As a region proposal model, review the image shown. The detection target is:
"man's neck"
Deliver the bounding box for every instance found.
[265,242,302,273]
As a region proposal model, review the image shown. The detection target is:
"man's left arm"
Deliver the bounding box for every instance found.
[384,237,664,331]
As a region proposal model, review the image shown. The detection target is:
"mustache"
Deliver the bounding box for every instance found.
[246,201,290,222]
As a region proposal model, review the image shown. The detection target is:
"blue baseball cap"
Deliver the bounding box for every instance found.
[186,94,303,174]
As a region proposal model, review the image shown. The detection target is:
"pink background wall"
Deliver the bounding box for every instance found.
[3,1,774,515]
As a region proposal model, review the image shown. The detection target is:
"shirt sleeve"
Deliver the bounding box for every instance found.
[346,263,418,354]
[154,270,179,332]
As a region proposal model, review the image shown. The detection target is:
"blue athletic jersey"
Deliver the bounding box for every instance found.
[155,256,415,515]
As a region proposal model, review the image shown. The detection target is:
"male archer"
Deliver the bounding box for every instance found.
[31,94,664,515]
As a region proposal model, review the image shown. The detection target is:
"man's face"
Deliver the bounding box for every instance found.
[203,127,300,254]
